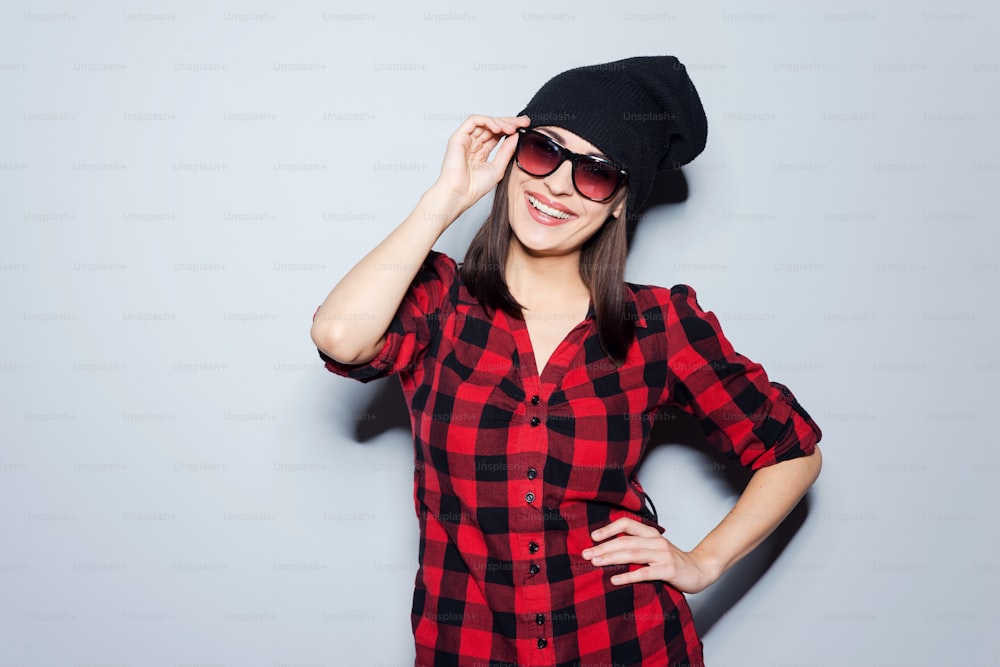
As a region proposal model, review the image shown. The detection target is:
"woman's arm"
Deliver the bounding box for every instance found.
[582,445,822,593]
[310,114,529,365]
[310,186,464,365]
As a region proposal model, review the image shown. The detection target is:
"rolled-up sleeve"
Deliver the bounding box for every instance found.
[314,250,457,383]
[660,284,822,471]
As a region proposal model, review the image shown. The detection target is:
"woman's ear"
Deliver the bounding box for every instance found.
[611,192,626,220]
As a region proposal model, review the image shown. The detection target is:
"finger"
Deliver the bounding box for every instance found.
[494,114,531,134]
[458,113,528,138]
[487,132,519,171]
[493,114,530,123]
[474,133,504,161]
[582,535,652,559]
[470,125,507,154]
[468,130,489,154]
[461,114,505,137]
[591,517,659,542]
[470,126,493,145]
[590,545,668,568]
[609,565,671,586]
[500,114,531,127]
[446,117,496,151]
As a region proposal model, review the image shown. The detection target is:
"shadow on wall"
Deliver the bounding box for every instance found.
[344,378,410,441]
[626,168,692,244]
[634,168,813,636]
[645,407,812,637]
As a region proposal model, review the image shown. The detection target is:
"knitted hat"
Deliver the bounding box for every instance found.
[517,55,708,217]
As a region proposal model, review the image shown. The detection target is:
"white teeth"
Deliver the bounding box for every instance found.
[527,194,573,220]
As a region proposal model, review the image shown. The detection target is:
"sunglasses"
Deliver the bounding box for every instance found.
[514,128,628,203]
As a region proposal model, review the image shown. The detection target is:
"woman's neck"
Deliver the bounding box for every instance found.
[505,242,590,304]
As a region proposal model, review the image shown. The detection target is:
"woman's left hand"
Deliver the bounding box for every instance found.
[581,517,721,594]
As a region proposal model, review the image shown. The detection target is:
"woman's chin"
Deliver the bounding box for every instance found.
[509,228,574,259]
[505,194,600,259]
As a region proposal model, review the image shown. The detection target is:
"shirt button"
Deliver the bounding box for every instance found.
[531,395,540,405]
[528,541,539,553]
[526,468,537,480]
[537,638,547,649]
[529,563,540,575]
[536,613,545,625]
[525,492,535,503]
[530,416,541,427]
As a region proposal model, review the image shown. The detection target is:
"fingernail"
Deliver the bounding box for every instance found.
[592,556,603,564]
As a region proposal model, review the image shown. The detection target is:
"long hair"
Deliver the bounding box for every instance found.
[460,162,635,365]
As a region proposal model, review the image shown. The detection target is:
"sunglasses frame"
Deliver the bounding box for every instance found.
[514,128,628,203]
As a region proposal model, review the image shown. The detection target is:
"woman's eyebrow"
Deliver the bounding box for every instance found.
[538,128,604,158]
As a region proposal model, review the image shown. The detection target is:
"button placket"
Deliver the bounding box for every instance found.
[523,392,541,565]
[522,386,551,654]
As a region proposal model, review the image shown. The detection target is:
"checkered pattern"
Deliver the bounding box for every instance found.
[316,251,822,666]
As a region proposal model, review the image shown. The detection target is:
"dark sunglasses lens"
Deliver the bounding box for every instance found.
[517,132,561,176]
[574,160,621,201]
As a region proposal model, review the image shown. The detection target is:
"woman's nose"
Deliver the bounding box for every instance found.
[542,159,575,196]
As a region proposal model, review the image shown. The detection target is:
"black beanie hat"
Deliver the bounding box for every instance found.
[517,55,708,218]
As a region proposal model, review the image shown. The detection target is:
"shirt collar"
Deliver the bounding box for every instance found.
[458,272,647,329]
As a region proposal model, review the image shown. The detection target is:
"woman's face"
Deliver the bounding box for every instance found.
[506,126,626,258]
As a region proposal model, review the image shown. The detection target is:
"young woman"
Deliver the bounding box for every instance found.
[311,56,823,667]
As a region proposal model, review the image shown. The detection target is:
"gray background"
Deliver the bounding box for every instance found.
[2,0,998,664]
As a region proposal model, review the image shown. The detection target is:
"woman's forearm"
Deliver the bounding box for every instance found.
[310,185,467,365]
[312,114,527,365]
[690,446,823,582]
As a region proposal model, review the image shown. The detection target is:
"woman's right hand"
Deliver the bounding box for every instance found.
[313,115,529,366]
[433,114,531,213]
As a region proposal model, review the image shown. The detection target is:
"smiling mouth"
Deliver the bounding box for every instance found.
[526,193,576,221]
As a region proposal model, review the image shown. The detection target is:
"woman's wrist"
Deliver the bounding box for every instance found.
[687,544,728,586]
[420,182,474,227]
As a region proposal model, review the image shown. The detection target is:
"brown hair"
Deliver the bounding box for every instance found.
[460,162,635,365]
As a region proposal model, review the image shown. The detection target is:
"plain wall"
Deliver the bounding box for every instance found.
[2,0,997,664]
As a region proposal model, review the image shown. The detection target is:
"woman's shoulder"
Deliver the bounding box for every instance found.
[423,249,459,272]
[628,280,700,299]
[387,250,463,318]
[625,279,706,324]
[406,250,460,291]
[419,250,486,313]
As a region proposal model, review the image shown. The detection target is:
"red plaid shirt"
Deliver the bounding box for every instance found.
[316,250,821,666]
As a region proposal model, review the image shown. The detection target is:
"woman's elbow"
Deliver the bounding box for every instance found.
[311,322,383,366]
[311,320,353,364]
[804,444,823,484]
